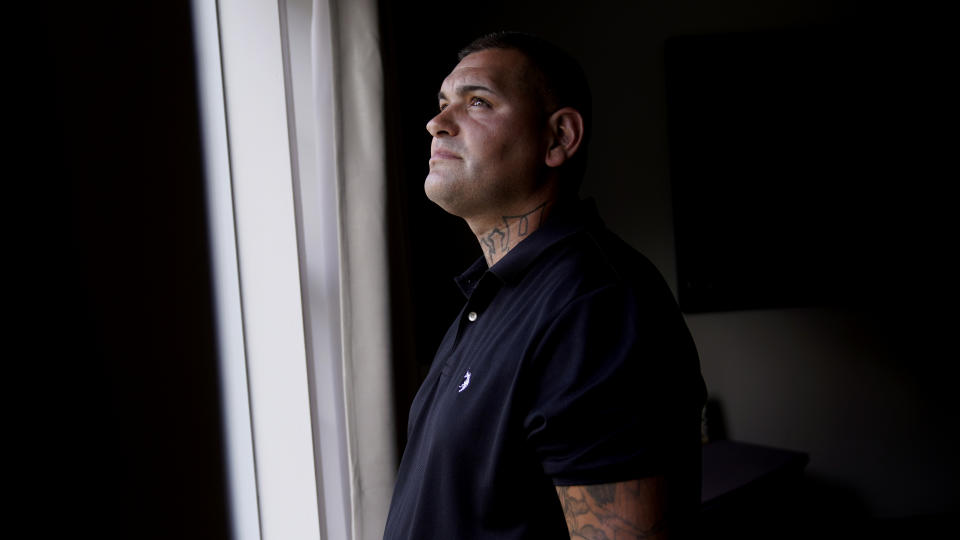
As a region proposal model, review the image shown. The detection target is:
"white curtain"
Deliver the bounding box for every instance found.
[213,0,338,538]
[202,0,395,536]
[308,1,396,539]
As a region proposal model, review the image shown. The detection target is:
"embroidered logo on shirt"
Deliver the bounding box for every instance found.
[458,370,472,393]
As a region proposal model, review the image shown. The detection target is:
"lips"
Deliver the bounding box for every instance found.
[430,148,462,160]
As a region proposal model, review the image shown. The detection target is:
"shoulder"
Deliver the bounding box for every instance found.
[524,224,676,310]
[521,224,701,386]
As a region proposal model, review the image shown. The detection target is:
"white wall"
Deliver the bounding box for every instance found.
[688,307,954,517]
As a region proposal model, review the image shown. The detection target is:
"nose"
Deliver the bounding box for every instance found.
[426,107,457,138]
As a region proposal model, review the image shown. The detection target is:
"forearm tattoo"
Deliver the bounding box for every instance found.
[481,201,549,265]
[555,479,668,540]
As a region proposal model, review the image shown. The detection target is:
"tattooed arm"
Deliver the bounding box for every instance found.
[555,477,669,540]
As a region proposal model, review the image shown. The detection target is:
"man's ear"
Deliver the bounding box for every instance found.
[545,107,584,168]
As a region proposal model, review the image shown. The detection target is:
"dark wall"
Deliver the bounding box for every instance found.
[37,2,229,538]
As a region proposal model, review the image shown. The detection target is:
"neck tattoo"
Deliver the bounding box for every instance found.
[481,201,550,266]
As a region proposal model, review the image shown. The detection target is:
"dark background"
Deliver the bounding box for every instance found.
[666,26,869,312]
[34,2,227,538]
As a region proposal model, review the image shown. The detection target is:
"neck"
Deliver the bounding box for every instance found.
[469,199,557,267]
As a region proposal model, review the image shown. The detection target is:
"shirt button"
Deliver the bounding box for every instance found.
[467,311,478,322]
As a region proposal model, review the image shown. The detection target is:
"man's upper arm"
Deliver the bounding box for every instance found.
[555,477,668,540]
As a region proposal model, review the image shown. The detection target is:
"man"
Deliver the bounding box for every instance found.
[383,32,706,539]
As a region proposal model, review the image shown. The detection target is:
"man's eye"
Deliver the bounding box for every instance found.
[439,103,448,112]
[469,97,489,108]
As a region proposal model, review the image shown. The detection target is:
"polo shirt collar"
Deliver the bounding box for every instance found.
[454,198,602,298]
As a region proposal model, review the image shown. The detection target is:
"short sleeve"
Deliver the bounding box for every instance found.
[522,283,704,486]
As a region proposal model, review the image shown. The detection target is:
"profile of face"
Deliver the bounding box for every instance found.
[425,48,551,220]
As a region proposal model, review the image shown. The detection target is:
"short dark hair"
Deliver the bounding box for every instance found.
[458,32,592,194]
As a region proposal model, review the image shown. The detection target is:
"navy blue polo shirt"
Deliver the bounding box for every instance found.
[383,200,706,539]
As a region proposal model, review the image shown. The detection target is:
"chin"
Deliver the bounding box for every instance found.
[424,172,451,199]
[424,172,444,200]
[424,176,470,218]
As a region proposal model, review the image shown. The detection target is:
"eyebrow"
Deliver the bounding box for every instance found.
[437,84,496,101]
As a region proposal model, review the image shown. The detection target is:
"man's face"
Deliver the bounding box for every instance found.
[425,48,549,219]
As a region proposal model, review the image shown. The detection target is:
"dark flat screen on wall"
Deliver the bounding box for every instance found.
[665,26,873,313]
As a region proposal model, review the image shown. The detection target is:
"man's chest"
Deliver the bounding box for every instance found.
[406,309,531,456]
